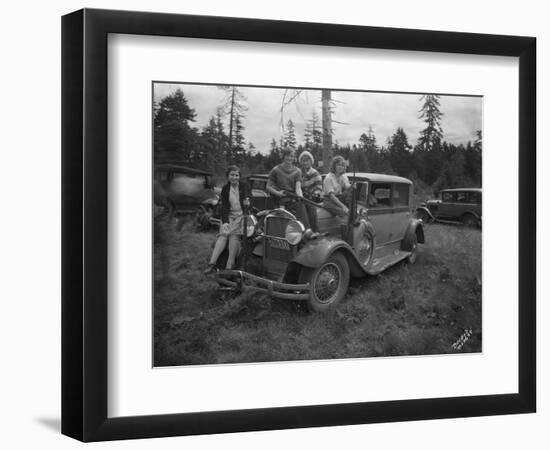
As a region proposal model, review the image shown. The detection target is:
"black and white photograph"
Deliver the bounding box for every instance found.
[1,0,543,447]
[153,82,483,367]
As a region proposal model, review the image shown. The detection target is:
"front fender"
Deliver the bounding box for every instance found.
[464,210,482,220]
[415,206,435,221]
[289,235,368,279]
[293,236,352,269]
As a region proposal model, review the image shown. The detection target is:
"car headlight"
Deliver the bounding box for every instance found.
[245,215,257,238]
[285,220,305,245]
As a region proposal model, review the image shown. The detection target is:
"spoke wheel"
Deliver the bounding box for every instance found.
[299,252,350,312]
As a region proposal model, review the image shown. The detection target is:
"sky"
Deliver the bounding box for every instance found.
[153,82,482,155]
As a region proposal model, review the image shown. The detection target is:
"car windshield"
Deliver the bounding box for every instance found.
[251,178,267,190]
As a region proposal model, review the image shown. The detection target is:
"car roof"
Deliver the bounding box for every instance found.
[347,172,412,184]
[155,164,212,176]
[441,188,482,192]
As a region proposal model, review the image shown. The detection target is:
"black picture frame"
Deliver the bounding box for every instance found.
[62,8,536,442]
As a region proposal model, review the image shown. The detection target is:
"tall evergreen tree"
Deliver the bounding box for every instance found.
[464,130,482,186]
[418,95,443,151]
[284,119,297,149]
[232,114,246,165]
[154,89,197,165]
[265,138,282,168]
[198,113,227,172]
[414,95,444,186]
[359,126,381,170]
[474,129,482,151]
[387,127,413,177]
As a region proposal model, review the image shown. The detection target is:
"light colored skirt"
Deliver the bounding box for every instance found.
[218,214,244,237]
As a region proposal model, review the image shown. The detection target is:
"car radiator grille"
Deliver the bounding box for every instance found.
[265,216,293,263]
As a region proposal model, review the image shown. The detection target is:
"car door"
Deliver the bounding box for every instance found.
[391,183,412,240]
[453,191,470,219]
[468,191,482,216]
[365,183,393,245]
[437,191,456,218]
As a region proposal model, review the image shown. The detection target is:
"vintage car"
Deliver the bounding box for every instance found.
[215,173,425,312]
[416,188,482,228]
[154,164,220,226]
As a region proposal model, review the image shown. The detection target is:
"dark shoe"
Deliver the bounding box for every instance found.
[204,264,216,275]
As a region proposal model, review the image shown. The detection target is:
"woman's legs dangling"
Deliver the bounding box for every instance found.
[226,234,241,269]
[208,235,228,265]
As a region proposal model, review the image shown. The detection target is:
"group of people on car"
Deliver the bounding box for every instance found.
[204,148,351,274]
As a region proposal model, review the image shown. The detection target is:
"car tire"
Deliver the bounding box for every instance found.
[407,234,418,264]
[299,252,350,313]
[462,213,478,228]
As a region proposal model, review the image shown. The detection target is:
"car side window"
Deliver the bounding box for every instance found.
[392,183,410,207]
[370,183,391,207]
[468,192,481,203]
[442,192,454,202]
[456,192,467,202]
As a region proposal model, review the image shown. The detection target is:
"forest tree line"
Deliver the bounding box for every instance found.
[154,88,482,193]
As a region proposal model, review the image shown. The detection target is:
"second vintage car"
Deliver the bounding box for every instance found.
[215,173,425,312]
[416,188,482,228]
[154,164,220,225]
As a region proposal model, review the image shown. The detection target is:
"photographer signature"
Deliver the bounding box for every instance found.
[452,329,473,350]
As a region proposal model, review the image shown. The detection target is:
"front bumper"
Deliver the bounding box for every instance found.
[216,269,310,300]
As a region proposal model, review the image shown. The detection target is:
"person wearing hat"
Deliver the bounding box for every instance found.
[298,150,322,232]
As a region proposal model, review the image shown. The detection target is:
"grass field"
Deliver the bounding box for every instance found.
[153,217,482,366]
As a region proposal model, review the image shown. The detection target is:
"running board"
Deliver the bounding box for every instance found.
[367,250,411,275]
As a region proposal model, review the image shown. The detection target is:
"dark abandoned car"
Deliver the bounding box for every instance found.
[154,164,220,227]
[416,188,482,228]
[215,173,425,312]
[247,174,279,212]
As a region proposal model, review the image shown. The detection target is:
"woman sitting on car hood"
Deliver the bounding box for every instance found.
[204,165,250,274]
